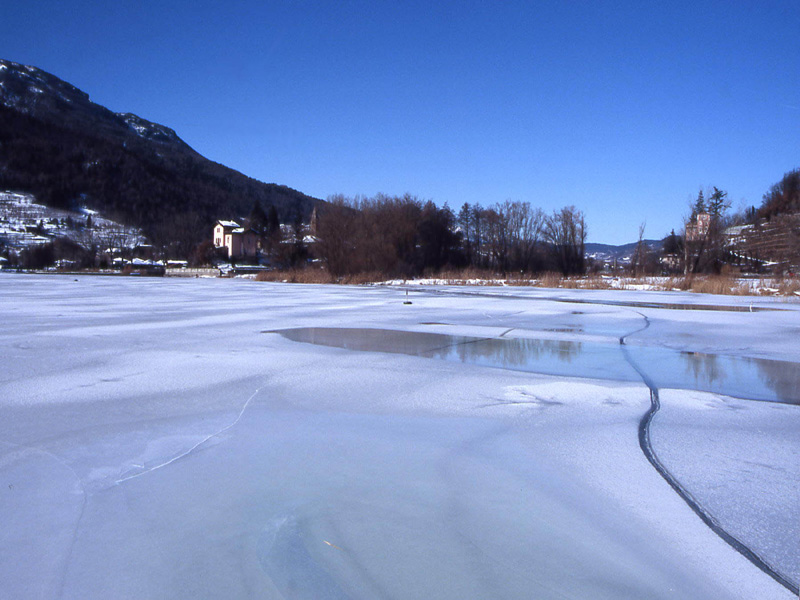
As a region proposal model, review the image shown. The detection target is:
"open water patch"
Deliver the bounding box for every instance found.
[269,328,799,404]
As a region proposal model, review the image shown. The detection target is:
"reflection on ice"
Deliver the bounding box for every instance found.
[272,327,634,383]
[681,352,725,387]
[753,357,800,404]
[272,328,800,404]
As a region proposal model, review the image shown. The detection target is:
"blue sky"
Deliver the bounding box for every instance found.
[3,0,798,243]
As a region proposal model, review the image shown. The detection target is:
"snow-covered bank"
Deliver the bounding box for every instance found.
[0,275,797,598]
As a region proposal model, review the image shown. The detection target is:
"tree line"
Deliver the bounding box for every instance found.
[313,194,586,279]
[672,168,800,275]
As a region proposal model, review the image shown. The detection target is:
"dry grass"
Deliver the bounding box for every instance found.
[536,272,562,288]
[338,271,385,284]
[431,267,503,284]
[776,278,800,296]
[255,268,333,284]
[686,275,751,296]
[254,268,386,284]
[504,278,541,286]
[663,274,800,296]
[664,276,692,291]
[253,266,800,297]
[573,275,614,289]
[529,273,615,290]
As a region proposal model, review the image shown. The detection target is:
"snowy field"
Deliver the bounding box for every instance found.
[0,274,798,599]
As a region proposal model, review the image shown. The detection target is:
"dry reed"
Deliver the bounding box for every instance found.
[255,268,333,284]
[252,266,799,297]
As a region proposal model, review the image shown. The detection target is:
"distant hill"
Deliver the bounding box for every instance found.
[584,240,663,263]
[0,59,322,249]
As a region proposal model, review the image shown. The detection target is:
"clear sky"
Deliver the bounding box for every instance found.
[2,0,798,243]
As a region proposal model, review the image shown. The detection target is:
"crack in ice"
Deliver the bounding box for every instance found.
[114,383,265,486]
[619,311,799,595]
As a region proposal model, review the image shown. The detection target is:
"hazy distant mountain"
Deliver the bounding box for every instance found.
[0,58,321,247]
[584,240,663,263]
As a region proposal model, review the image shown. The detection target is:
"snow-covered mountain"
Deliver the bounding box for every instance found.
[116,112,183,144]
[0,59,91,112]
[0,59,192,152]
[585,240,663,264]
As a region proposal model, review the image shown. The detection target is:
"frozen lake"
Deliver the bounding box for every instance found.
[1,274,798,599]
[271,327,800,404]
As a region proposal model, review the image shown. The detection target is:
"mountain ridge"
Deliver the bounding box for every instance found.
[0,58,322,251]
[584,239,663,261]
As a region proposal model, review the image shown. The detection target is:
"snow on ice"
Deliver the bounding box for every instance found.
[0,274,797,599]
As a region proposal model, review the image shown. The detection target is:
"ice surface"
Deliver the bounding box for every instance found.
[652,389,800,586]
[272,327,799,403]
[0,275,798,599]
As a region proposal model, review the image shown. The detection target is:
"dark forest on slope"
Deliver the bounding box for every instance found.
[0,59,321,248]
[758,169,800,220]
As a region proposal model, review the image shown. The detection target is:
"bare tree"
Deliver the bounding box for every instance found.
[357,194,422,276]
[543,206,587,275]
[314,196,363,278]
[506,201,545,272]
[632,221,647,277]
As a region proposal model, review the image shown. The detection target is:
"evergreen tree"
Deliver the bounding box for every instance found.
[708,187,729,218]
[457,203,473,264]
[248,200,268,233]
[692,190,706,217]
[267,205,280,235]
[663,229,681,254]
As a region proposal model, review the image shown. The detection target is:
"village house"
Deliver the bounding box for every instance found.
[659,253,681,272]
[685,212,710,242]
[213,220,259,259]
[213,220,238,247]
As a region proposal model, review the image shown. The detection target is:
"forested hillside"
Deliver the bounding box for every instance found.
[0,59,321,247]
